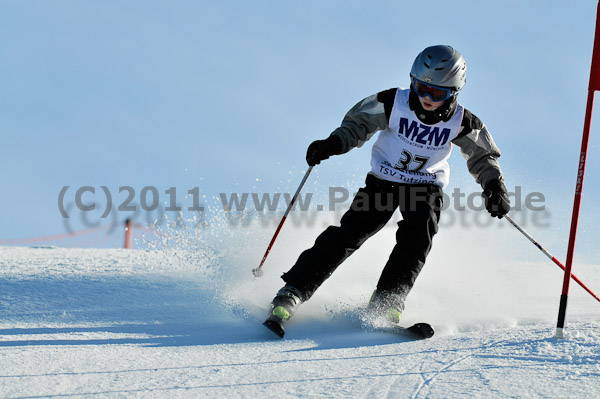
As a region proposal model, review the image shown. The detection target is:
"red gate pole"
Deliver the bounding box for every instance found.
[556,0,600,339]
[124,218,132,249]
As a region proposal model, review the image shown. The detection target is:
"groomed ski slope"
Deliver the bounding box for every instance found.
[1,220,599,398]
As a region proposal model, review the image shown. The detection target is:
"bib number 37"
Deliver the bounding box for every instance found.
[395,149,429,172]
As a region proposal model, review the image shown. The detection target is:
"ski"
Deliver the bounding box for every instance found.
[373,322,434,340]
[264,317,434,340]
[263,317,286,338]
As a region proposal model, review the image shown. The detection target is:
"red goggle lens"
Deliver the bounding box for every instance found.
[412,79,453,102]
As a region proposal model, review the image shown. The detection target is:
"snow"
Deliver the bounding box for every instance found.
[1,221,600,398]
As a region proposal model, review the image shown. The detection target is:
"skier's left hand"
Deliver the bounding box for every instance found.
[482,179,510,219]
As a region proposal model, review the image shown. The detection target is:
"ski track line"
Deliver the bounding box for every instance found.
[363,361,418,399]
[363,375,390,399]
[382,362,422,399]
[409,338,510,399]
[410,353,471,399]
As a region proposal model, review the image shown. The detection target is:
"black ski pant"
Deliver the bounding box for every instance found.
[281,174,443,303]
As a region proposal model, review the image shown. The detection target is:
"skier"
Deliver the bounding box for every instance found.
[265,45,511,335]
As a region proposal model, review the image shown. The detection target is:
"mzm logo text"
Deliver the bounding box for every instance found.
[398,117,451,147]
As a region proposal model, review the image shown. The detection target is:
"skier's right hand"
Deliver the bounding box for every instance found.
[306,135,343,166]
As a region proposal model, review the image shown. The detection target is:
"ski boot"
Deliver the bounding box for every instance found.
[263,284,303,338]
[367,290,405,326]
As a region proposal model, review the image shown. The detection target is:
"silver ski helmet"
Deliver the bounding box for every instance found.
[410,45,466,92]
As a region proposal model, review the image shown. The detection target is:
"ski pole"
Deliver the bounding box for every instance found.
[504,214,600,303]
[252,166,314,277]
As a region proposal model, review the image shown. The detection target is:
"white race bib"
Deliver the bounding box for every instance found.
[370,89,463,189]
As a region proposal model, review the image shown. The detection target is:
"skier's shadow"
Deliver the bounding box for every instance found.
[0,275,421,349]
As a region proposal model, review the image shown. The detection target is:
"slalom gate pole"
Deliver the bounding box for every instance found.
[556,88,595,338]
[124,218,132,249]
[556,0,600,338]
[504,215,600,303]
[252,166,314,277]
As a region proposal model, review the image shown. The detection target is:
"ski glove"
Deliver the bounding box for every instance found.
[482,179,511,219]
[306,135,343,166]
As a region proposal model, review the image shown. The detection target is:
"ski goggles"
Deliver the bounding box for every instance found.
[412,78,454,102]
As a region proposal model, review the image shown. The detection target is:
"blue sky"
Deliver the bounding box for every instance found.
[1,1,599,256]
